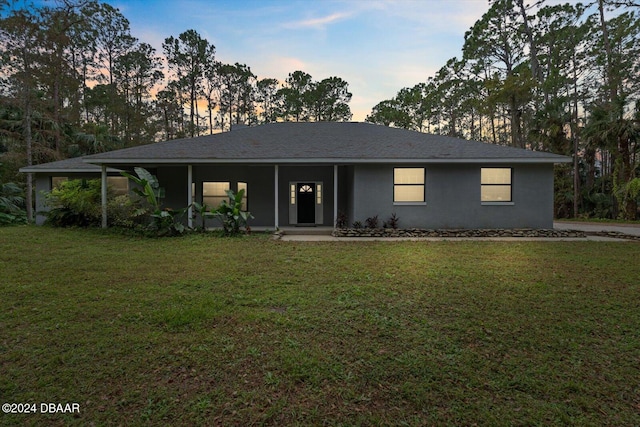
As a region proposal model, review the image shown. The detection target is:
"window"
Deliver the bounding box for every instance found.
[316,183,322,205]
[290,184,296,205]
[52,177,68,188]
[51,176,128,196]
[394,168,425,203]
[202,182,248,209]
[238,182,248,210]
[202,182,229,208]
[107,176,129,196]
[481,168,512,202]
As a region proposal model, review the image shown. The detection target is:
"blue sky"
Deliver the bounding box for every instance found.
[112,0,495,120]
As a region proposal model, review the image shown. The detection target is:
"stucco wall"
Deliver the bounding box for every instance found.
[351,163,554,229]
[192,165,276,228]
[34,175,51,225]
[156,165,339,228]
[277,165,335,227]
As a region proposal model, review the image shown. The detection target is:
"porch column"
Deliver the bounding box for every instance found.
[187,164,193,229]
[101,164,107,228]
[274,165,279,229]
[333,165,338,229]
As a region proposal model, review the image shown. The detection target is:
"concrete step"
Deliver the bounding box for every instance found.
[280,227,334,236]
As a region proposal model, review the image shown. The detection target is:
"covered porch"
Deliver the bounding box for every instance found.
[97,163,350,230]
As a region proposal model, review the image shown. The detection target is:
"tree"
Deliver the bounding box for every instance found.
[463,0,528,147]
[113,42,164,143]
[306,76,352,122]
[366,99,400,127]
[256,78,280,124]
[0,8,42,221]
[214,62,256,131]
[88,2,136,135]
[163,29,215,137]
[277,70,313,122]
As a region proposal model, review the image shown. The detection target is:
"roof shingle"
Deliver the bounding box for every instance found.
[26,122,570,170]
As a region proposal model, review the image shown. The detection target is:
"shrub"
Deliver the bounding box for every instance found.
[121,167,187,236]
[212,189,253,236]
[385,213,399,229]
[44,179,103,227]
[0,180,26,225]
[365,215,379,229]
[352,220,363,229]
[107,195,147,229]
[335,210,348,228]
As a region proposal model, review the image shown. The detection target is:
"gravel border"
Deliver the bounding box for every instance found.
[331,228,586,238]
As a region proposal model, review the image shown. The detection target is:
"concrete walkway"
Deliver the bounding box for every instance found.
[276,222,640,242]
[553,221,640,237]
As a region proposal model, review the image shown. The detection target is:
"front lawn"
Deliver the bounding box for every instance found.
[1,226,639,426]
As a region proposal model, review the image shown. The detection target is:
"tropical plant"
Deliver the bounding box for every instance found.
[120,167,187,236]
[0,180,27,225]
[190,201,216,231]
[44,179,103,227]
[212,188,253,236]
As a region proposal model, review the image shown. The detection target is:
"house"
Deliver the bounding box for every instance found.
[21,122,571,229]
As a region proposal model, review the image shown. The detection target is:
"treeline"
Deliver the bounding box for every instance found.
[0,1,352,183]
[2,0,639,222]
[367,0,640,220]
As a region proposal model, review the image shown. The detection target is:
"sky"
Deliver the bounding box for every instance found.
[108,0,497,121]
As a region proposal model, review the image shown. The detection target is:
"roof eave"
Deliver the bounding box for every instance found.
[83,157,571,165]
[19,166,122,173]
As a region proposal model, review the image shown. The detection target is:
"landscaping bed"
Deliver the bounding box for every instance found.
[332,228,586,238]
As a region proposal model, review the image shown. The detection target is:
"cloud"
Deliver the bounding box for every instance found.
[283,12,352,30]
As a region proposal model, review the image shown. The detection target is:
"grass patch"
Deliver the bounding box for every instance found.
[1,226,639,425]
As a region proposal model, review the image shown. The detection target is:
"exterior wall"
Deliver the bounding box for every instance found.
[31,162,555,230]
[277,165,335,226]
[34,175,52,225]
[158,164,337,228]
[156,167,189,210]
[351,163,555,229]
[191,165,275,228]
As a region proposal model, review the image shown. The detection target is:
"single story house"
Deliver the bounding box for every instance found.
[21,122,571,229]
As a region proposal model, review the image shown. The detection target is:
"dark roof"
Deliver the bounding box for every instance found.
[83,122,569,164]
[23,122,569,172]
[19,156,121,173]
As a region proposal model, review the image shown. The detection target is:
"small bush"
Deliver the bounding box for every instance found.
[107,194,147,229]
[365,215,379,229]
[0,181,26,225]
[44,179,104,227]
[386,213,399,229]
[352,220,363,229]
[335,211,348,228]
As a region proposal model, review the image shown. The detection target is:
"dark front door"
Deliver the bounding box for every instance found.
[297,183,315,224]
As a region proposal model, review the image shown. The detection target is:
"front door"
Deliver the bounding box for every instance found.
[297,183,315,224]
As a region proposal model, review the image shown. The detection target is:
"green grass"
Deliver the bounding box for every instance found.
[1,226,639,426]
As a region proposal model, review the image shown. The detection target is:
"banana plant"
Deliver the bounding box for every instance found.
[121,167,186,236]
[212,189,253,235]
